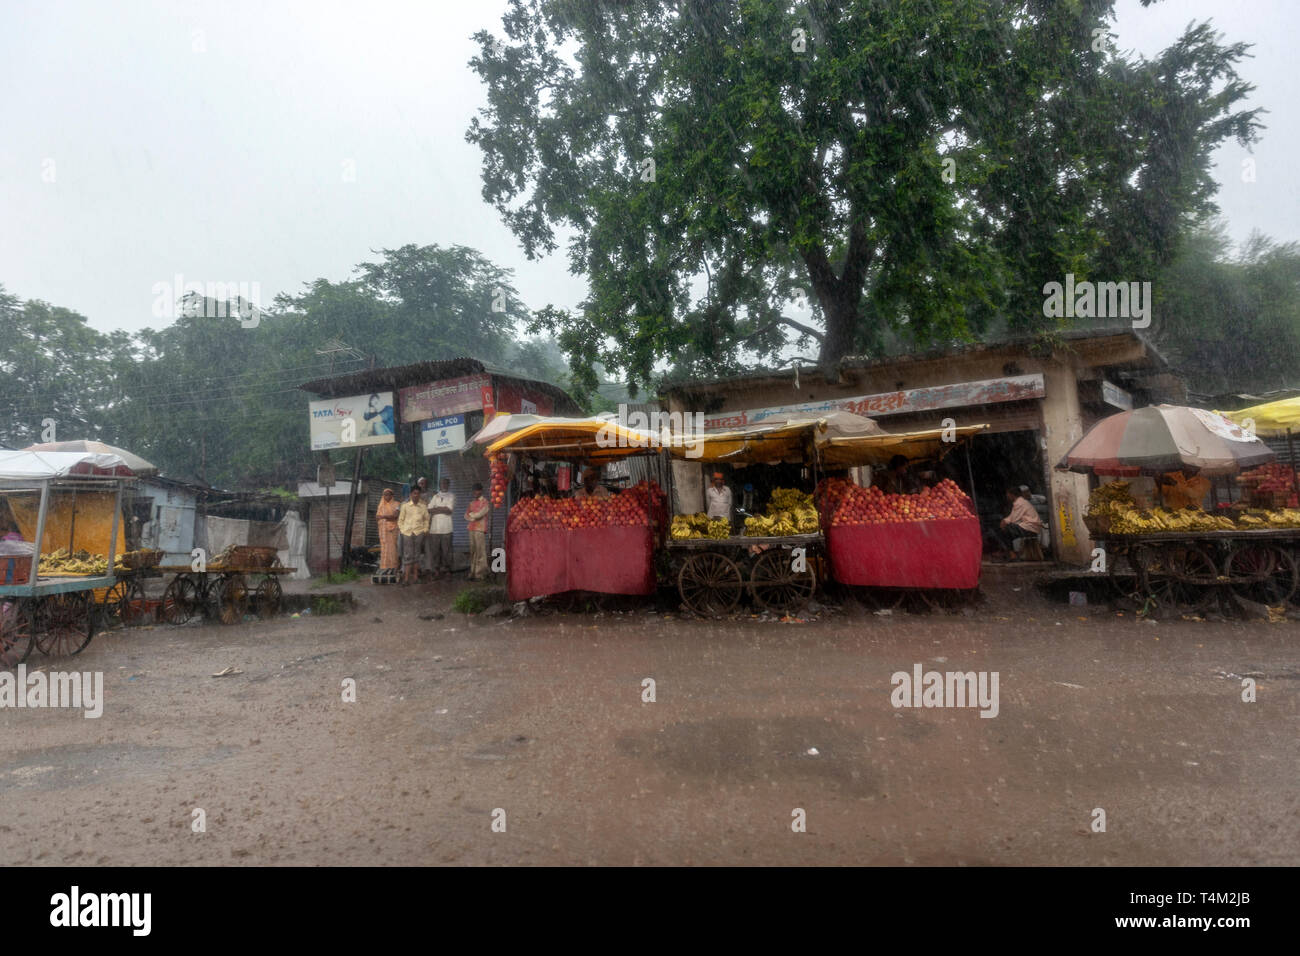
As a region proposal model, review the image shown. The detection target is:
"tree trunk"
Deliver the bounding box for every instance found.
[815,284,859,376]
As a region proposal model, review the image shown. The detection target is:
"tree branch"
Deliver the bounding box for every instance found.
[738,315,825,344]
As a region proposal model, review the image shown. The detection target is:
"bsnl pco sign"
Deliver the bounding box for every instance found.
[422,415,467,456]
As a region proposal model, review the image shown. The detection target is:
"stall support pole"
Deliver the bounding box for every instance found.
[107,482,122,575]
[339,448,365,571]
[964,442,980,517]
[31,482,50,576]
[1289,428,1299,499]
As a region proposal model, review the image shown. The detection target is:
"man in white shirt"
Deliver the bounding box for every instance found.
[706,472,732,520]
[425,477,455,577]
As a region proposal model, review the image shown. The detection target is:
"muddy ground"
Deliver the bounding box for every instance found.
[1,572,1297,866]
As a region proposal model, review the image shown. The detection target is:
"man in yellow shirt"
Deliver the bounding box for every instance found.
[1158,467,1211,510]
[397,487,431,586]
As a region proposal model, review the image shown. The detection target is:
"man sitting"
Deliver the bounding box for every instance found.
[992,487,1044,560]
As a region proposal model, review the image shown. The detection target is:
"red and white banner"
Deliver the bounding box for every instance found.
[702,374,1045,430]
[399,375,490,423]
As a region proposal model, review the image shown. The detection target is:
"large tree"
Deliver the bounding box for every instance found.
[468,0,1262,396]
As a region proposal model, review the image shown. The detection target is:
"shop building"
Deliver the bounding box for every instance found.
[658,329,1184,564]
[299,358,582,570]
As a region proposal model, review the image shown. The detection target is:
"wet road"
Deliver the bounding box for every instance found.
[1,581,1297,865]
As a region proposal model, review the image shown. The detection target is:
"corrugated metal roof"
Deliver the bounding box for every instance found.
[658,328,1167,397]
[297,356,583,414]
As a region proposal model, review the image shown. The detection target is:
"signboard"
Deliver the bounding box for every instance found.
[421,415,467,456]
[309,392,396,450]
[497,380,553,416]
[1101,379,1133,411]
[480,384,497,420]
[399,375,490,423]
[701,374,1046,430]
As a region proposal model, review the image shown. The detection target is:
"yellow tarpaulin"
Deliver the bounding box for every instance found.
[485,418,665,462]
[818,424,989,467]
[4,489,126,556]
[1219,398,1300,438]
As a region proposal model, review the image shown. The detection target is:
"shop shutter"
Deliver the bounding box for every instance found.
[436,454,501,569]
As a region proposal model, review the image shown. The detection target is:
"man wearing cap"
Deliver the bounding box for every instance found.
[706,472,732,521]
[573,467,610,500]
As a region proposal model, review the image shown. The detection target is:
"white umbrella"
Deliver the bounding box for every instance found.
[23,440,158,475]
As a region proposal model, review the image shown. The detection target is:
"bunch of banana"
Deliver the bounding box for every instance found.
[706,518,730,539]
[769,487,813,512]
[1262,508,1300,528]
[671,513,717,539]
[744,488,820,537]
[38,550,125,575]
[1087,481,1136,518]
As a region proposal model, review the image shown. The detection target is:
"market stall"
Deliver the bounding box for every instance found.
[1059,404,1299,610]
[484,418,667,603]
[0,450,134,664]
[664,417,988,612]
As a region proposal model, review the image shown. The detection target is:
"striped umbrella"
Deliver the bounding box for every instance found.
[1057,405,1275,477]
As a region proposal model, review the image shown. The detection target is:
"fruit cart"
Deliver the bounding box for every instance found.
[1098,528,1300,611]
[0,450,134,666]
[157,546,293,625]
[483,418,671,604]
[664,417,988,614]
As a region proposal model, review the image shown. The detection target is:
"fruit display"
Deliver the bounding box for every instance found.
[489,455,508,507]
[819,478,974,527]
[37,548,126,575]
[1086,480,1137,519]
[1236,463,1299,507]
[742,487,820,536]
[671,513,730,539]
[1089,480,1300,532]
[507,480,664,532]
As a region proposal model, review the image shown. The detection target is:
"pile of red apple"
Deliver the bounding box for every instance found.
[1238,462,1299,492]
[818,477,974,527]
[489,455,507,507]
[507,483,664,531]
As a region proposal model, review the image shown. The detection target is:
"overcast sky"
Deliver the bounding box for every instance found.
[1,0,1295,338]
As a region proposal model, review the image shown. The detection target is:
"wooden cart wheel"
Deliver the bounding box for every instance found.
[0,598,36,667]
[677,551,744,615]
[161,575,201,625]
[101,578,146,629]
[1145,543,1217,611]
[748,548,816,612]
[216,573,250,625]
[1224,543,1297,607]
[255,575,283,619]
[34,592,95,658]
[1106,544,1146,600]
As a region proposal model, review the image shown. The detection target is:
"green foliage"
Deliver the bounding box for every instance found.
[1152,224,1300,395]
[452,588,488,614]
[468,0,1262,389]
[310,595,347,615]
[312,568,361,587]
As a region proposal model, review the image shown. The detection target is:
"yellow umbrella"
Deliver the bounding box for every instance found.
[1219,397,1300,438]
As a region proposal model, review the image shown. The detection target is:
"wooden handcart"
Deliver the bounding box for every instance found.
[157,549,293,626]
[667,533,821,615]
[1100,528,1300,611]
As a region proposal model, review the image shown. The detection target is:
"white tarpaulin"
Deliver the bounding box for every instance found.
[194,514,307,579]
[279,511,309,580]
[0,450,131,480]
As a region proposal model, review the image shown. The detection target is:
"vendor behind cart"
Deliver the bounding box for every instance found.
[874,455,922,495]
[706,472,732,520]
[573,467,610,500]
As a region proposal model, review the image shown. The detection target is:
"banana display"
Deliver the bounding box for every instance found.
[37,548,127,576]
[743,487,820,537]
[671,513,731,539]
[1088,482,1300,533]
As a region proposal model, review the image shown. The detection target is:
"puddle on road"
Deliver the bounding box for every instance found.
[0,743,239,792]
[616,717,880,797]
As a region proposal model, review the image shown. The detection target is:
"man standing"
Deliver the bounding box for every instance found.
[398,487,431,586]
[425,477,455,578]
[465,482,491,581]
[573,467,610,500]
[993,487,1044,560]
[705,472,732,520]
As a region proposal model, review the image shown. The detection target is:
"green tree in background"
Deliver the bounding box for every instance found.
[467,0,1261,395]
